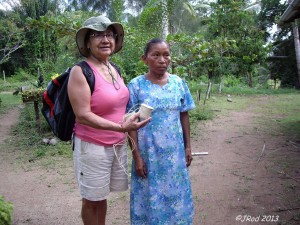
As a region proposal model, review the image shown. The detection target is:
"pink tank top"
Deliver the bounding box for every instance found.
[74,61,129,146]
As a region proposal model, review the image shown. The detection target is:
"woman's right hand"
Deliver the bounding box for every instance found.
[122,112,150,132]
[134,156,147,178]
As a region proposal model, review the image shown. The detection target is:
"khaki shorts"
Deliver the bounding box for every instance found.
[73,136,128,201]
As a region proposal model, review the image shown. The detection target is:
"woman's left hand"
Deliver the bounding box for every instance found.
[185,147,193,167]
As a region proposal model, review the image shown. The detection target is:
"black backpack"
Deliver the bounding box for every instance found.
[41,61,94,141]
[41,61,121,141]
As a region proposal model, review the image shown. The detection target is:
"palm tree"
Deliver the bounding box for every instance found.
[137,0,196,39]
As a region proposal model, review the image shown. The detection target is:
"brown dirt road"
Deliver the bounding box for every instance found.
[0,96,299,225]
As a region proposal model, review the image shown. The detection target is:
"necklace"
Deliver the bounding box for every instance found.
[101,61,120,90]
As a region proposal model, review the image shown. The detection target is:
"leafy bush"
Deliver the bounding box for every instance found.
[9,68,32,82]
[0,195,13,225]
[11,102,72,161]
[223,74,241,87]
[190,106,213,121]
[0,80,20,92]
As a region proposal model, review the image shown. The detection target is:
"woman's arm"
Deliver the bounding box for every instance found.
[180,111,193,167]
[128,130,147,178]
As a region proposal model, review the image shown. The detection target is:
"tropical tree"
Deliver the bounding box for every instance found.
[0,1,32,75]
[0,10,24,74]
[206,0,268,87]
[65,0,124,21]
[0,0,72,77]
[259,0,299,87]
[257,0,286,41]
[138,0,196,39]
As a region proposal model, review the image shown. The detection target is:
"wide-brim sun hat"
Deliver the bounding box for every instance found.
[76,15,124,57]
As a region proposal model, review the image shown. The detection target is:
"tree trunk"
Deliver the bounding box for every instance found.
[247,71,253,87]
[219,82,222,94]
[218,61,223,93]
[34,101,41,133]
[161,0,169,39]
[292,20,300,87]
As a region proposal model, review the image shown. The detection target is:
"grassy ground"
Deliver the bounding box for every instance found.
[1,86,300,166]
[1,87,300,225]
[0,92,22,114]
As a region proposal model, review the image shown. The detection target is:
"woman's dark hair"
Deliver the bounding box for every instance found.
[109,26,118,44]
[84,30,92,49]
[144,38,170,56]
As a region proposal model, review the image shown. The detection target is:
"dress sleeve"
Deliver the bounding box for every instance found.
[126,80,140,113]
[180,79,196,112]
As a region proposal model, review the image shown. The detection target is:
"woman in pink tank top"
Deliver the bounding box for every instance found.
[67,15,150,225]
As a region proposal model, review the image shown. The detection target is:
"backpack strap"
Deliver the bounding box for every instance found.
[74,61,121,94]
[76,61,95,93]
[110,61,122,77]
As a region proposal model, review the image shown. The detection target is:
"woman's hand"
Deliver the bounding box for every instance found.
[122,112,150,132]
[134,156,147,178]
[185,147,193,167]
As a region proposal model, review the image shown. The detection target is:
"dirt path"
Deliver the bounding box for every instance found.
[0,96,299,225]
[191,96,300,225]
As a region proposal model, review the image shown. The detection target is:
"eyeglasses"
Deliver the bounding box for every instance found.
[90,33,117,41]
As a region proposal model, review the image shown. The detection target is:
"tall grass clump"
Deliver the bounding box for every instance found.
[0,195,13,225]
[11,102,72,162]
[0,93,21,115]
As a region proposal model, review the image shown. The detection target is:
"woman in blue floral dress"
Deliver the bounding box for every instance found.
[127,38,195,225]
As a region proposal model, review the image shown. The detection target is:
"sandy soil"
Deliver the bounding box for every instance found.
[0,96,299,225]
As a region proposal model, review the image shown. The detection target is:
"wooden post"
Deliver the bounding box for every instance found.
[204,80,212,105]
[34,100,41,133]
[292,19,300,87]
[196,90,201,103]
[3,70,5,82]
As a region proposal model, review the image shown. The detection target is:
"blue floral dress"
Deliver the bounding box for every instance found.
[127,74,195,225]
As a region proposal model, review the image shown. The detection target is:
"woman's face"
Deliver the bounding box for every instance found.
[143,42,171,76]
[87,28,116,59]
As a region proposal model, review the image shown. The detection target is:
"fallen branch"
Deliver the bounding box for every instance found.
[231,135,244,139]
[192,152,208,156]
[273,207,300,212]
[257,142,266,163]
[277,171,300,184]
[288,140,300,148]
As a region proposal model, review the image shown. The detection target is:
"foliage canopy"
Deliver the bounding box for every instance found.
[0,0,298,88]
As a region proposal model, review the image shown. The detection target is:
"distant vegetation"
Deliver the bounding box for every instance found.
[0,0,298,91]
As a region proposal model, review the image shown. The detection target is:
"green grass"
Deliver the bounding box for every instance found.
[6,102,73,167]
[190,86,300,138]
[0,80,21,92]
[0,92,22,115]
[252,93,300,139]
[2,84,300,167]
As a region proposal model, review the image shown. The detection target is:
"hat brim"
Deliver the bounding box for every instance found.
[76,22,124,57]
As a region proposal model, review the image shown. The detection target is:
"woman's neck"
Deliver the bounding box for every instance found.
[146,72,169,86]
[147,71,167,79]
[87,56,109,65]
